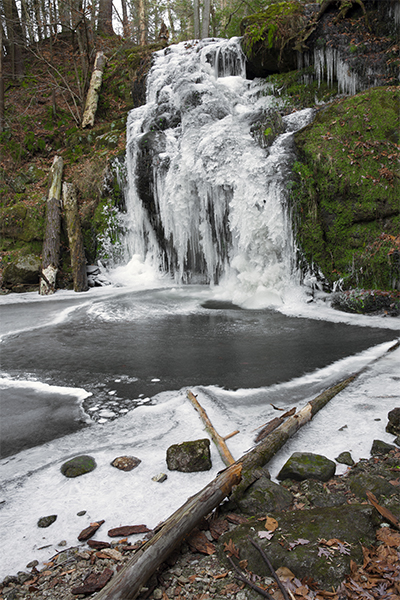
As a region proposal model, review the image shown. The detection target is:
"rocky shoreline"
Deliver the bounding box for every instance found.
[1,431,399,600]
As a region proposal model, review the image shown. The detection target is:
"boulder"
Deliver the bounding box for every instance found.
[349,471,398,501]
[386,408,400,436]
[166,439,211,472]
[335,451,354,466]
[278,452,336,482]
[371,439,397,456]
[2,254,41,286]
[232,475,293,515]
[61,455,97,478]
[218,504,376,589]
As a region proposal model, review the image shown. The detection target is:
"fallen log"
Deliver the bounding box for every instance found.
[94,340,399,599]
[232,339,399,503]
[81,51,106,128]
[94,462,242,600]
[39,156,63,295]
[62,182,89,292]
[254,408,296,443]
[187,390,238,466]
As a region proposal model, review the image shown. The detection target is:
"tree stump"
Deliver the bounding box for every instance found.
[40,156,63,295]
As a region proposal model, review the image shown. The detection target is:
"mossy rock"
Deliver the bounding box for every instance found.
[2,254,41,286]
[371,439,397,456]
[348,471,398,501]
[277,452,336,482]
[217,504,376,589]
[241,1,306,77]
[61,455,97,478]
[166,439,212,472]
[37,515,57,528]
[299,479,347,508]
[229,475,294,514]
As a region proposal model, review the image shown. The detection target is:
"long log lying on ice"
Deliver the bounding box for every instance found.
[94,463,242,600]
[39,156,63,295]
[62,182,89,292]
[94,340,399,599]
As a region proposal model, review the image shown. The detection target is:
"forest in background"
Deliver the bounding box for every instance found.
[0,0,399,303]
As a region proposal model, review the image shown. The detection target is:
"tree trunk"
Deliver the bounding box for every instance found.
[81,50,106,128]
[0,24,4,133]
[97,0,115,36]
[120,0,130,37]
[40,156,63,295]
[138,0,146,45]
[193,0,200,38]
[62,182,89,292]
[94,463,243,600]
[201,0,210,38]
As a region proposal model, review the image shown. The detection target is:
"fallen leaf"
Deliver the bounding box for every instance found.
[224,538,240,559]
[376,527,400,547]
[239,559,248,569]
[265,516,279,532]
[258,531,274,540]
[187,529,215,555]
[212,572,228,579]
[275,566,295,581]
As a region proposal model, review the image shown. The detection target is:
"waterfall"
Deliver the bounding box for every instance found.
[118,38,314,304]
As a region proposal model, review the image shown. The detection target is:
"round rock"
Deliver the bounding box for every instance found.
[277,452,336,482]
[111,456,141,471]
[61,455,97,478]
[37,515,57,528]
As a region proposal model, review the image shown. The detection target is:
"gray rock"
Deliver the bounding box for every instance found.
[394,435,400,447]
[166,439,212,472]
[300,479,346,508]
[335,451,354,466]
[386,407,400,436]
[277,452,336,482]
[218,504,376,590]
[2,254,41,286]
[235,476,293,514]
[349,472,398,501]
[37,515,57,528]
[371,439,396,456]
[61,455,97,478]
[111,456,141,471]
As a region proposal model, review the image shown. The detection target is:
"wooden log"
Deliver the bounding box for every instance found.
[187,390,237,467]
[81,51,106,128]
[39,156,63,295]
[231,374,357,502]
[62,182,89,292]
[94,462,242,600]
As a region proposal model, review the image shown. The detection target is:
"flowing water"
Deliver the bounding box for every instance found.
[0,38,399,580]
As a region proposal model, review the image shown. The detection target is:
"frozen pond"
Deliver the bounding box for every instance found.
[0,285,399,581]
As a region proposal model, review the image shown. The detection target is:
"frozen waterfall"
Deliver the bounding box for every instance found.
[119,37,314,304]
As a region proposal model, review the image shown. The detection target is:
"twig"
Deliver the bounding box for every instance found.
[247,536,291,600]
[225,554,275,600]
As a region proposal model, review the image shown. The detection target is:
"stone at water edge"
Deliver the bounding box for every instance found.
[386,408,400,436]
[37,515,57,528]
[371,439,397,456]
[335,451,354,466]
[111,455,141,471]
[60,455,96,477]
[166,439,212,472]
[277,452,336,482]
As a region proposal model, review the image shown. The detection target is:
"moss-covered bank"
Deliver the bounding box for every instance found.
[293,87,400,291]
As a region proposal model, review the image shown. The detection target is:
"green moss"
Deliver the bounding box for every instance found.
[293,87,400,289]
[241,1,304,58]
